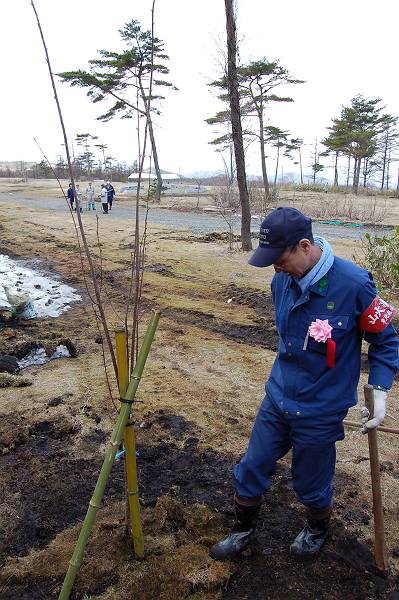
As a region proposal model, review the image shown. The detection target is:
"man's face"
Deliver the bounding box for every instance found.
[273,240,313,277]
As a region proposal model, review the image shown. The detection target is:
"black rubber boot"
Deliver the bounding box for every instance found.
[290,507,331,560]
[209,496,262,561]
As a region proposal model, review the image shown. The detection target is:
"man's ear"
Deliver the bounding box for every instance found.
[298,238,312,253]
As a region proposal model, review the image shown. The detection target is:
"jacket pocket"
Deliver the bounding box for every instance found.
[306,314,350,354]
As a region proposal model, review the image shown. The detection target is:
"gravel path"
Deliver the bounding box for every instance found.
[0,192,392,240]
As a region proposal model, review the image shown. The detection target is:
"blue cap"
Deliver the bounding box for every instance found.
[248,207,312,267]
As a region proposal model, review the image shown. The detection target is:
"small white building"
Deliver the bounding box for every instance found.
[128,170,182,184]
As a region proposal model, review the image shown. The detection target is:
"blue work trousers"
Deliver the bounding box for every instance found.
[233,395,347,510]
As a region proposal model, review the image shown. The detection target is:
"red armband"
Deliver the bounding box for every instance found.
[359,296,396,333]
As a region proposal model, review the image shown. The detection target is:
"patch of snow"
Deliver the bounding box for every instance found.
[18,344,71,369]
[0,254,81,318]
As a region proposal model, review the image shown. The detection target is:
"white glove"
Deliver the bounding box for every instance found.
[360,388,387,433]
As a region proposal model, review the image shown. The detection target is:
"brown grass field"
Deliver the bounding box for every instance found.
[0,178,398,599]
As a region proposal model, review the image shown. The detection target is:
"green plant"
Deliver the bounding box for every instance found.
[358,227,399,290]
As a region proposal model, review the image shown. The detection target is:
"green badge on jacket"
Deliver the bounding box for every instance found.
[318,276,327,292]
[327,301,335,310]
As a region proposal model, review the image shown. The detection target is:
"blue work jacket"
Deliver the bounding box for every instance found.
[266,256,399,417]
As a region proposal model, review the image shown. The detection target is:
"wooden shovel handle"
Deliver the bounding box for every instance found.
[364,384,387,571]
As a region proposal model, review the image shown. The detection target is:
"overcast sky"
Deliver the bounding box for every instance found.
[2,0,399,177]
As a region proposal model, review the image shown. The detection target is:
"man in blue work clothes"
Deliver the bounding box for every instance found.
[210,207,398,561]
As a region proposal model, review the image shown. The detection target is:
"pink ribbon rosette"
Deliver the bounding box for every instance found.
[306,318,336,368]
[308,319,332,342]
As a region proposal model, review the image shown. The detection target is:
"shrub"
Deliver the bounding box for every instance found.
[286,183,327,193]
[358,227,399,290]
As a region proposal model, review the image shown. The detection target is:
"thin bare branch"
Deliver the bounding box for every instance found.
[31,0,118,379]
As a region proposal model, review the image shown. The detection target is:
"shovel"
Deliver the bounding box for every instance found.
[364,383,388,572]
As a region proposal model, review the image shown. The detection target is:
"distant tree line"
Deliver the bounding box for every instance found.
[207,75,399,196]
[0,153,138,182]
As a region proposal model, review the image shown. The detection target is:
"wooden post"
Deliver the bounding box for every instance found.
[364,384,388,572]
[115,327,144,559]
[343,420,399,436]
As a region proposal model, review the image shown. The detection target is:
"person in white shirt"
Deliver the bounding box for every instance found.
[100,184,108,214]
[75,185,83,212]
[86,182,96,211]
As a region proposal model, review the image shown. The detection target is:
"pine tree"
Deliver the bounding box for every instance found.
[59,20,177,202]
[209,58,303,197]
[323,95,389,193]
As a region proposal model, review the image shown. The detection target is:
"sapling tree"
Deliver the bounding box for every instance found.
[59,19,177,203]
[262,125,290,185]
[284,137,304,184]
[309,139,324,184]
[31,4,161,592]
[95,142,108,175]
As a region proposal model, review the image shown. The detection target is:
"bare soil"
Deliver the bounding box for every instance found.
[0,179,399,600]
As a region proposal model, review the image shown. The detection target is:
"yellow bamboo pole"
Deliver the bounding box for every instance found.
[58,312,160,600]
[125,422,144,557]
[115,327,144,558]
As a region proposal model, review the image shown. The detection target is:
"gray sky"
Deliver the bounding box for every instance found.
[2,0,399,178]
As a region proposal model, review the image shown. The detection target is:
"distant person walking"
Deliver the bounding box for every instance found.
[67,183,74,210]
[100,184,108,214]
[106,181,115,211]
[86,182,96,211]
[75,185,83,212]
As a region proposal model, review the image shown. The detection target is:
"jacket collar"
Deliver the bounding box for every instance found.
[309,274,329,296]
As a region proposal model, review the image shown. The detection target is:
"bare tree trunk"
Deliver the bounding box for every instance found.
[312,140,318,184]
[224,0,252,251]
[274,144,280,185]
[386,151,391,189]
[147,116,162,202]
[346,155,351,187]
[139,79,162,203]
[229,145,235,187]
[380,131,389,190]
[352,157,361,194]
[299,148,303,184]
[334,151,339,186]
[363,158,368,188]
[258,110,270,198]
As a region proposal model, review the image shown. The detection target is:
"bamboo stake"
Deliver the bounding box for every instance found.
[58,312,160,600]
[364,384,388,572]
[115,327,130,400]
[344,420,399,435]
[125,422,144,558]
[115,328,144,558]
[115,326,131,538]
